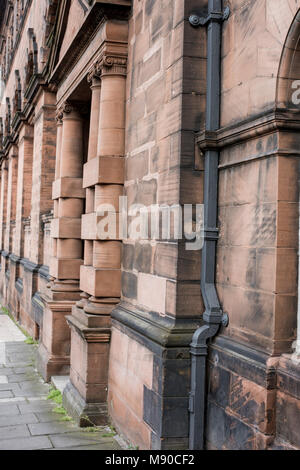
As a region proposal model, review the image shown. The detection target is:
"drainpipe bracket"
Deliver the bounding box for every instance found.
[204,227,219,241]
[189,7,230,28]
[223,6,231,21]
[203,311,223,324]
[190,344,208,356]
[221,312,229,327]
[188,393,195,413]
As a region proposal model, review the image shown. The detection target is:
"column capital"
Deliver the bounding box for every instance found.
[60,101,84,121]
[1,156,8,171]
[55,109,63,125]
[99,54,128,77]
[87,63,101,86]
[62,101,78,115]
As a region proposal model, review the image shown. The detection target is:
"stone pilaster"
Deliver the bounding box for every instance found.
[64,56,127,426]
[12,124,34,318]
[37,102,85,381]
[0,159,8,300]
[2,147,18,311]
[0,159,8,252]
[14,124,34,259]
[77,66,102,312]
[4,147,18,255]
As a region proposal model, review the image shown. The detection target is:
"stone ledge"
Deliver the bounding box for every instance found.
[66,314,111,343]
[277,354,300,400]
[38,265,51,282]
[208,335,276,389]
[111,301,202,350]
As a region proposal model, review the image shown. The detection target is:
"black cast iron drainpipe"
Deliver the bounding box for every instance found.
[188,0,230,450]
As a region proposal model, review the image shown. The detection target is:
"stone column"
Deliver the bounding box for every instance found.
[77,68,102,311]
[3,147,18,309]
[14,124,34,259]
[64,56,126,426]
[13,124,33,314]
[0,160,8,252]
[50,103,84,297]
[0,160,8,299]
[37,103,85,381]
[4,147,18,254]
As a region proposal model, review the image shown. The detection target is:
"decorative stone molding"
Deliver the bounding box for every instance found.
[4,97,11,137]
[88,55,128,80]
[12,70,22,117]
[87,63,101,84]
[61,101,77,115]
[58,101,89,119]
[196,108,300,153]
[55,108,63,124]
[101,55,127,76]
[41,211,54,227]
[0,0,33,83]
[50,1,131,85]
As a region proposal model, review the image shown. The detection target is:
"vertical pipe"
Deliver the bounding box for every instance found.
[189,0,229,450]
[297,188,300,354]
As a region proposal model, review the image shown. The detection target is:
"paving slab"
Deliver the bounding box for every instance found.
[0,435,53,450]
[0,313,122,451]
[49,444,115,450]
[0,383,20,391]
[34,411,69,423]
[0,413,39,427]
[28,421,78,436]
[0,404,20,416]
[8,374,37,383]
[18,401,58,414]
[49,432,117,449]
[0,390,14,399]
[0,397,26,404]
[0,317,26,343]
[0,424,31,439]
[0,368,14,376]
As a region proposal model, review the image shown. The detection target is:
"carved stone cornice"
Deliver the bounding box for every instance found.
[196,107,300,152]
[41,211,54,226]
[1,0,33,84]
[50,1,131,86]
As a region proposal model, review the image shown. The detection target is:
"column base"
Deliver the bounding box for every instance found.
[63,380,109,427]
[63,305,111,426]
[109,302,203,450]
[36,296,75,382]
[37,342,70,383]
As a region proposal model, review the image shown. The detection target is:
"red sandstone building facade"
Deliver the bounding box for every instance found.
[0,0,300,450]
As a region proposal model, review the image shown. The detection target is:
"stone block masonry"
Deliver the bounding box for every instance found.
[0,0,300,451]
